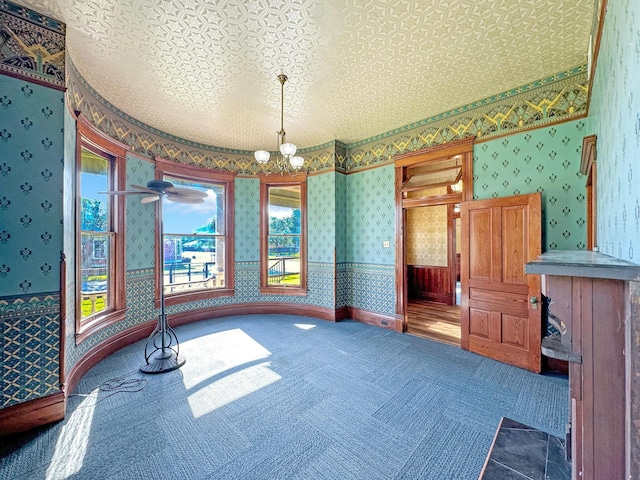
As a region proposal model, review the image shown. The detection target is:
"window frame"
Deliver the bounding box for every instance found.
[259,174,307,296]
[75,114,128,343]
[154,157,235,307]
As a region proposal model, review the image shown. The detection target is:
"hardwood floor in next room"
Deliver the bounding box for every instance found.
[406,299,461,346]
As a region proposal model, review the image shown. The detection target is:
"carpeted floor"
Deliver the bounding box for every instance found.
[0,315,569,480]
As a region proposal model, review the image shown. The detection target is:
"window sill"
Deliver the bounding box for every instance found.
[260,286,308,296]
[157,288,235,308]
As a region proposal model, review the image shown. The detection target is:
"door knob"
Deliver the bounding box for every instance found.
[530,296,538,310]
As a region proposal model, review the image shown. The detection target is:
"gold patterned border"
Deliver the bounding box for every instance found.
[347,70,588,171]
[68,60,587,175]
[0,0,65,90]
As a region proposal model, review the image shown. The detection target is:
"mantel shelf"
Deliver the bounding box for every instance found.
[525,250,640,281]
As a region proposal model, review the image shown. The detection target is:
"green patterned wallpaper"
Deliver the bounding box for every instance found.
[0,75,64,407]
[0,76,64,295]
[234,177,259,263]
[589,0,640,262]
[474,119,588,251]
[308,172,336,264]
[125,155,156,270]
[335,172,347,264]
[0,0,65,90]
[346,164,396,265]
[0,294,60,406]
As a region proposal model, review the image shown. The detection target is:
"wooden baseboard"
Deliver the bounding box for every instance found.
[65,321,154,396]
[169,302,340,327]
[335,306,349,321]
[345,307,402,332]
[0,391,65,438]
[414,292,454,306]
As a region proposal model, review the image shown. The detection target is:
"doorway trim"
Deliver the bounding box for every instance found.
[394,137,475,332]
[580,134,597,250]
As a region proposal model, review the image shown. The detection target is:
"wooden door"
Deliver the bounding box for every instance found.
[460,193,542,372]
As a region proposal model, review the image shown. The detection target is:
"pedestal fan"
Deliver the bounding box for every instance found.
[102,180,207,373]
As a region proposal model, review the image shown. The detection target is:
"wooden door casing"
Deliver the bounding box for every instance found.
[461,193,542,372]
[394,137,474,331]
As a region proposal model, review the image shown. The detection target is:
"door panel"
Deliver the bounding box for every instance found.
[502,206,527,284]
[469,308,490,337]
[468,209,493,280]
[461,193,542,372]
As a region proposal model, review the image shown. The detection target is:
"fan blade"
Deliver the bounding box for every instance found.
[130,184,161,194]
[141,195,160,203]
[99,190,146,196]
[165,195,205,204]
[165,186,208,198]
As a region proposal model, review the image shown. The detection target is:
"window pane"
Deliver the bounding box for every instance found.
[163,176,225,235]
[80,148,109,232]
[164,235,225,294]
[162,175,227,296]
[80,232,110,318]
[267,235,300,286]
[268,186,301,235]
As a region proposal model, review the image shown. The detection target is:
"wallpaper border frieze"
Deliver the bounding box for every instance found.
[67,59,587,176]
[346,67,589,172]
[0,0,65,90]
[0,291,60,318]
[349,65,588,149]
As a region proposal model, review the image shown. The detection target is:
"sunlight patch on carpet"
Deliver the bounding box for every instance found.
[181,328,272,389]
[294,323,317,330]
[45,395,97,479]
[187,362,281,418]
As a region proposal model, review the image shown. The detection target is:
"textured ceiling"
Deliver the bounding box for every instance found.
[14,0,594,152]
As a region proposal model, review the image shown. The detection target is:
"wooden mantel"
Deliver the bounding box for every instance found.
[525,250,640,281]
[525,250,640,480]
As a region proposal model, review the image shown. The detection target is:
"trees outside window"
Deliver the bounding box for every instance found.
[260,176,307,295]
[75,115,126,342]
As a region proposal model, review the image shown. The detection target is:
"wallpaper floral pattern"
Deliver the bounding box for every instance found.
[474,119,589,251]
[308,172,336,264]
[0,75,64,407]
[346,164,396,266]
[589,0,640,263]
[587,1,640,475]
[0,77,64,295]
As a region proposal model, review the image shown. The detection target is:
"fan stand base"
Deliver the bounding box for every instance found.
[140,350,185,374]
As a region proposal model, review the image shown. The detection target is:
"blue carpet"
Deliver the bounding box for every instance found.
[0,315,568,479]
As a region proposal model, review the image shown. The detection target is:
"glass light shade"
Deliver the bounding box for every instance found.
[451,180,463,192]
[280,143,297,158]
[289,156,304,169]
[254,150,270,164]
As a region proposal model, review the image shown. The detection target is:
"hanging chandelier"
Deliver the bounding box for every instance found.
[254,74,304,172]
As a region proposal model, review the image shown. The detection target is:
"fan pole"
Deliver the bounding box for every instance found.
[140,195,186,374]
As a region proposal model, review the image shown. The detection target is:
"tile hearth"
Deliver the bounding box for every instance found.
[480,417,570,480]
